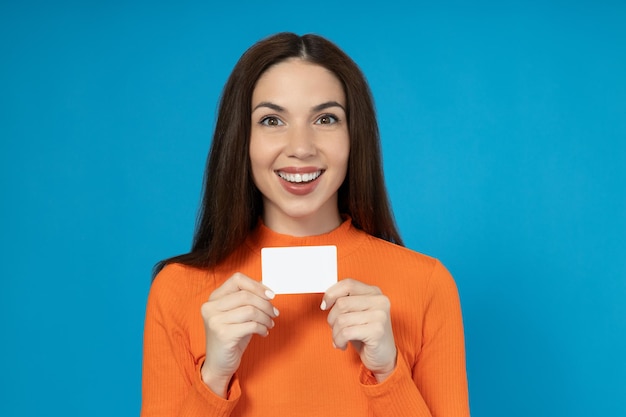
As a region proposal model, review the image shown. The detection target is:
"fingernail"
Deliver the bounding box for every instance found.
[273,307,280,317]
[320,300,326,310]
[332,341,336,349]
[270,320,275,328]
[265,290,275,299]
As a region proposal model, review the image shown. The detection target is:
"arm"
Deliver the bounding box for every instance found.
[322,261,470,417]
[409,260,470,416]
[361,261,469,416]
[141,268,258,417]
[322,279,433,416]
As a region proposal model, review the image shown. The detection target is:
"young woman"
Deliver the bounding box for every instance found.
[142,32,470,417]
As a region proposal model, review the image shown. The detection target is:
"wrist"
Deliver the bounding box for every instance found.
[372,351,397,383]
[201,363,233,398]
[373,368,394,383]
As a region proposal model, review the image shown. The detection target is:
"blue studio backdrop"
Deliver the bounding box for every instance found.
[1,1,624,416]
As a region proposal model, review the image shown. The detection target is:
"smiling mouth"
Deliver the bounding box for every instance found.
[276,170,323,184]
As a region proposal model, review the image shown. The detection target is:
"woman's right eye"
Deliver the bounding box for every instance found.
[259,116,284,126]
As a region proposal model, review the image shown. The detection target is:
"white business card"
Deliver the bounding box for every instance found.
[261,245,337,294]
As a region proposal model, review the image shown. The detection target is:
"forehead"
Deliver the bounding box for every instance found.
[252,59,345,106]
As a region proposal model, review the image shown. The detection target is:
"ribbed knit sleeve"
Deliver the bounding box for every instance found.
[359,354,433,416]
[141,265,240,417]
[353,248,469,416]
[357,259,469,416]
[413,260,469,416]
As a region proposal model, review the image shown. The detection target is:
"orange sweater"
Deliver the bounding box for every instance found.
[142,218,470,416]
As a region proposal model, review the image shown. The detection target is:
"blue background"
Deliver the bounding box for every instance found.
[1,1,624,415]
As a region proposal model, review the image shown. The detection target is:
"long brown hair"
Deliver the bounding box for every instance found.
[154,32,402,276]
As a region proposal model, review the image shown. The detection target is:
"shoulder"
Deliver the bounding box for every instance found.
[147,263,214,314]
[353,231,458,293]
[152,261,211,288]
[360,231,441,271]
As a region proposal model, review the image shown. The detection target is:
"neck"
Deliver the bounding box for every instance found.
[262,211,343,237]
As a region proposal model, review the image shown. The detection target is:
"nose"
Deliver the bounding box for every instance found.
[285,123,316,159]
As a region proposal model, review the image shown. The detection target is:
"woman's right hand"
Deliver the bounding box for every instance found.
[199,272,278,398]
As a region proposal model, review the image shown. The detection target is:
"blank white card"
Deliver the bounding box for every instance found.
[261,245,337,294]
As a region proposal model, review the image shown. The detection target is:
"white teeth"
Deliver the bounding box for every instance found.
[277,170,322,183]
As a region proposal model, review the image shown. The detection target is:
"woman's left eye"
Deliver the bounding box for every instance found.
[315,114,339,125]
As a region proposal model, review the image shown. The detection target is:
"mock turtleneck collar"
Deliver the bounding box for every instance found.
[244,216,368,260]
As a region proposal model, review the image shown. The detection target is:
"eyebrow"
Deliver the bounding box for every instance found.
[252,101,346,113]
[252,102,285,112]
[312,101,346,112]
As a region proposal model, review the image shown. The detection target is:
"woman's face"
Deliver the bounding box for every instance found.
[249,59,350,235]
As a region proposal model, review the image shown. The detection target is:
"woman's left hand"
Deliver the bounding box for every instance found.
[321,279,397,382]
